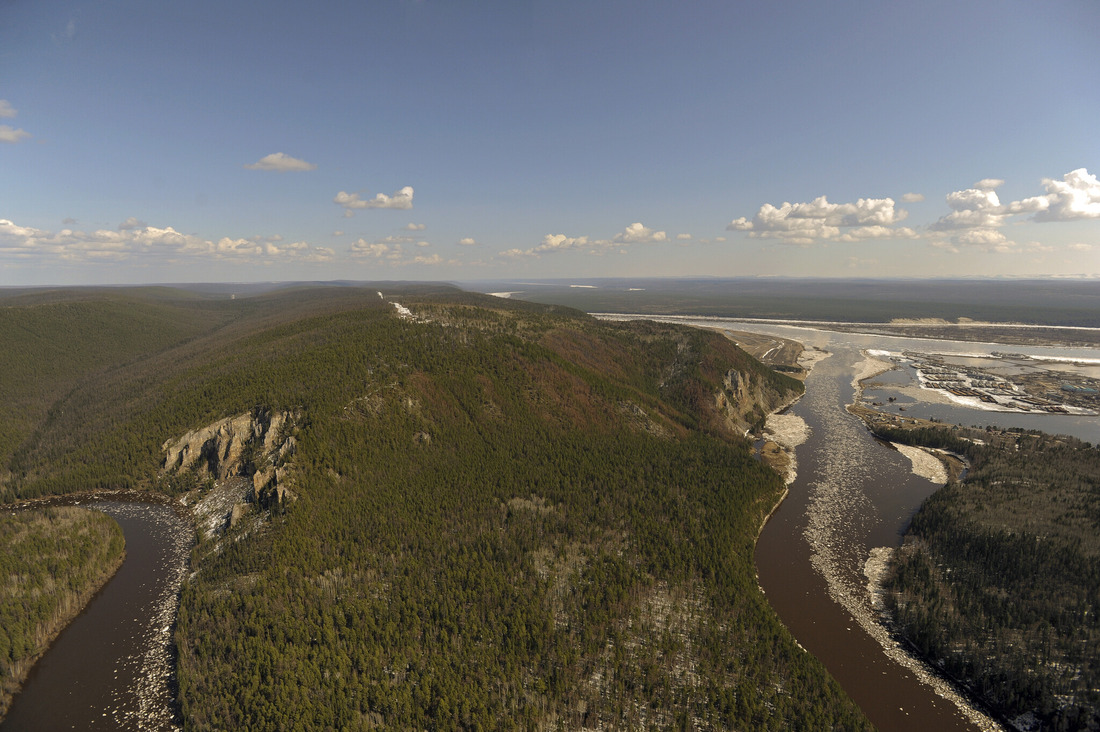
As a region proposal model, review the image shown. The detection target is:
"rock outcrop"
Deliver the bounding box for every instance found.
[161,407,299,510]
[714,367,786,435]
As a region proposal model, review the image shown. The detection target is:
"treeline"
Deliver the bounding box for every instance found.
[1,286,873,729]
[879,425,1100,730]
[0,506,125,717]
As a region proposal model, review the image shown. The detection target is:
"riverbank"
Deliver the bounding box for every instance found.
[1,494,192,731]
[753,340,1002,732]
[0,506,126,720]
[847,352,1002,732]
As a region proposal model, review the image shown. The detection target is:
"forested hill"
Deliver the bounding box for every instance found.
[0,285,871,729]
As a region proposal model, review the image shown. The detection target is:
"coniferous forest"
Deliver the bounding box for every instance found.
[0,285,872,730]
[876,424,1100,730]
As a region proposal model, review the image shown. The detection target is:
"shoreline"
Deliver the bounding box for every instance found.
[2,491,191,730]
[754,342,1002,731]
[753,347,823,567]
[847,351,1002,732]
[0,506,127,722]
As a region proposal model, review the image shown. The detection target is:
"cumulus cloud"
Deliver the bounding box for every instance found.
[1032,168,1100,222]
[404,223,426,231]
[349,236,447,266]
[1068,243,1094,252]
[458,237,477,246]
[0,217,333,264]
[728,195,911,245]
[0,100,16,118]
[502,222,670,258]
[613,222,667,244]
[676,233,692,240]
[244,152,317,172]
[900,192,925,203]
[334,186,414,213]
[0,125,31,144]
[931,169,1100,233]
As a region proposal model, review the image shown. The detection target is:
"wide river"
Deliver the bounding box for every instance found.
[1,500,191,731]
[604,314,1100,731]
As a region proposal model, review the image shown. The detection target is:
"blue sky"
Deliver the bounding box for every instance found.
[2,0,1098,285]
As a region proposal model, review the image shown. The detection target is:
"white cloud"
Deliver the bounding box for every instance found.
[349,236,447,266]
[932,168,1100,232]
[613,222,667,244]
[954,228,1009,248]
[496,222,672,259]
[900,192,924,203]
[0,125,31,144]
[350,239,401,260]
[334,186,414,213]
[931,228,1016,255]
[118,217,147,230]
[0,217,333,264]
[458,237,477,246]
[404,223,426,231]
[837,225,918,242]
[0,100,16,119]
[244,152,317,172]
[1032,168,1100,222]
[727,195,910,244]
[676,233,692,240]
[1068,242,1094,252]
[535,234,593,253]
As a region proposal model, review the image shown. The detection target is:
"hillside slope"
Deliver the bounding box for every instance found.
[1,285,869,729]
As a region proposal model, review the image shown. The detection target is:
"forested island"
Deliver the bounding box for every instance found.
[0,285,872,729]
[872,423,1100,730]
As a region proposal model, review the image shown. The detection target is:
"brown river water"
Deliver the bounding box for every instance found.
[1,500,190,731]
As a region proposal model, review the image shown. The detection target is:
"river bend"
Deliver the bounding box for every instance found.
[1,501,190,731]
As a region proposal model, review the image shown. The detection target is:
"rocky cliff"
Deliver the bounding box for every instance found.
[161,407,299,509]
[714,367,788,435]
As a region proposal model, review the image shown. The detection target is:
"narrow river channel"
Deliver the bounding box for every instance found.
[1,500,191,731]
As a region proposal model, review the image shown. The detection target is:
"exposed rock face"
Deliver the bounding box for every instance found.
[161,408,299,510]
[714,367,784,435]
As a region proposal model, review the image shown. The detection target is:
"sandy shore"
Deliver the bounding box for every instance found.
[893,443,949,484]
[764,412,812,485]
[848,356,999,731]
[850,350,896,390]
